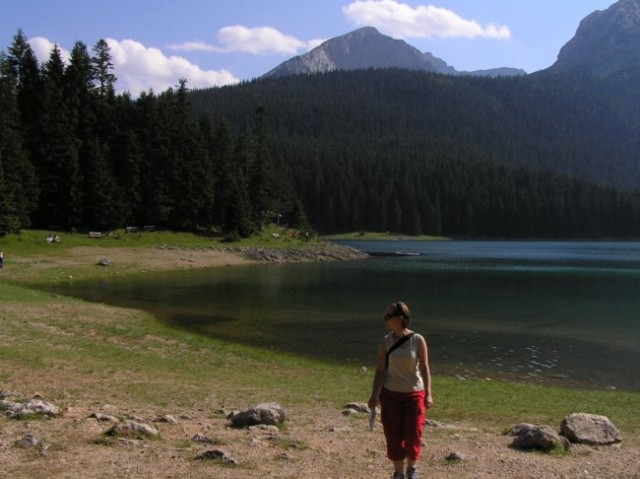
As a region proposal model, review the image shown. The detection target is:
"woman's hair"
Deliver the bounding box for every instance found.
[389,301,411,328]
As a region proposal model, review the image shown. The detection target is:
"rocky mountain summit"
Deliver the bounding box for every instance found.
[263,26,524,78]
[551,0,640,76]
[266,0,640,80]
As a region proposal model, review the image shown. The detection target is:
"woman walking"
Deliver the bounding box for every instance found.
[368,301,434,479]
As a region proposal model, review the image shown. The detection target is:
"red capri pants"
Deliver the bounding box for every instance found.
[380,388,426,461]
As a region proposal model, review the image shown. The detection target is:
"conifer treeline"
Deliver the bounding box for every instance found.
[190,69,640,238]
[0,30,305,236]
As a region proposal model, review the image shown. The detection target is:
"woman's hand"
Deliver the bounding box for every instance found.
[424,393,434,410]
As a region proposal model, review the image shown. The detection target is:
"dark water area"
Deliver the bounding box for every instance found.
[47,241,640,391]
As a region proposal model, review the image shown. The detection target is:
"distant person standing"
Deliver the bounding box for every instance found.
[0,249,3,268]
[368,301,434,479]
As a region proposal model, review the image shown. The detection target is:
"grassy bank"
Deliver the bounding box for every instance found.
[1,226,315,256]
[322,231,449,241]
[0,227,321,285]
[1,230,639,437]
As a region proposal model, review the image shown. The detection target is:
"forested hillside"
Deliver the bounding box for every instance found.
[2,29,640,238]
[189,69,640,237]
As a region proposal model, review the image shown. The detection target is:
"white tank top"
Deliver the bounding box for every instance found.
[383,333,424,393]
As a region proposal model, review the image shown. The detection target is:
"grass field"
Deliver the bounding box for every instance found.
[1,229,638,435]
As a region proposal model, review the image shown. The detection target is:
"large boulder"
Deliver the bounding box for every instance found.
[509,423,570,452]
[230,403,286,428]
[560,413,621,445]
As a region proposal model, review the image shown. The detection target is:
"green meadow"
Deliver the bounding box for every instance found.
[1,229,638,441]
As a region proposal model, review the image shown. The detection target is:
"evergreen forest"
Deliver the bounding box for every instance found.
[0,30,306,238]
[2,29,640,238]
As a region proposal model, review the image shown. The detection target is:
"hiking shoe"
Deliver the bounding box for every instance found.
[392,473,405,479]
[406,467,419,479]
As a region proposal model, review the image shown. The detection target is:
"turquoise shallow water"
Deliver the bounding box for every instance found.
[49,241,640,390]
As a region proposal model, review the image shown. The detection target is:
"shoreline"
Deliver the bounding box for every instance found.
[2,240,369,285]
[2,241,639,478]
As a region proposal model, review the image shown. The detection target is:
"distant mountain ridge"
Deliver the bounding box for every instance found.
[263,27,525,78]
[550,0,640,76]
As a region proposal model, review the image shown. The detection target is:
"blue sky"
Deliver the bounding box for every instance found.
[1,0,616,95]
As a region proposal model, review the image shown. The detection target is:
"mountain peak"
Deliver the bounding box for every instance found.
[551,0,640,75]
[263,27,524,79]
[263,26,450,78]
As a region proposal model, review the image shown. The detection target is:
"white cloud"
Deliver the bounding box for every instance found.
[343,0,511,39]
[29,37,70,63]
[29,36,239,96]
[106,38,239,95]
[166,40,221,53]
[218,25,306,54]
[169,25,319,55]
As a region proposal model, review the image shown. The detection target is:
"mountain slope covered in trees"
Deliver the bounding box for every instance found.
[2,26,640,238]
[188,68,640,237]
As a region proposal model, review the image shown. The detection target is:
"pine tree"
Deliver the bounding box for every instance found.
[33,44,82,228]
[6,29,42,139]
[211,120,235,228]
[248,107,276,228]
[110,93,142,225]
[0,50,39,228]
[0,163,21,233]
[91,39,116,104]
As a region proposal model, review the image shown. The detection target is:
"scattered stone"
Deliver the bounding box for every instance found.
[196,449,237,464]
[230,403,286,428]
[248,424,281,435]
[0,390,21,400]
[343,402,370,413]
[233,243,368,263]
[560,413,621,445]
[5,399,60,419]
[424,419,449,428]
[446,451,465,462]
[106,420,159,439]
[15,434,38,449]
[97,258,111,266]
[191,434,219,444]
[219,408,240,418]
[1,399,19,411]
[509,423,570,452]
[342,408,359,416]
[89,413,119,423]
[153,414,178,424]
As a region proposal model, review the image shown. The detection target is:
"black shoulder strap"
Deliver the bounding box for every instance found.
[385,333,414,369]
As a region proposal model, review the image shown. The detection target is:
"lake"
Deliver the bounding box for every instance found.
[49,241,640,391]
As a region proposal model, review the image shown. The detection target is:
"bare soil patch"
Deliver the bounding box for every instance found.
[2,399,638,479]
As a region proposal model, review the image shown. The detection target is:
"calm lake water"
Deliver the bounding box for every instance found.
[49,241,640,391]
